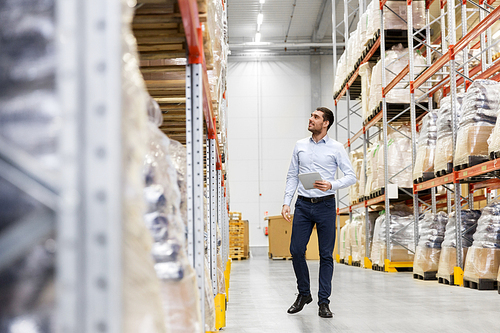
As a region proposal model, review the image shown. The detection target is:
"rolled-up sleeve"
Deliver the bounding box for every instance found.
[283,144,299,206]
[330,146,357,191]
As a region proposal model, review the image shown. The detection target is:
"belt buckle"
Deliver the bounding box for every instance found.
[311,198,318,204]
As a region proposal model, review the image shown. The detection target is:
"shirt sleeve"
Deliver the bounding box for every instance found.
[283,144,299,206]
[330,145,357,191]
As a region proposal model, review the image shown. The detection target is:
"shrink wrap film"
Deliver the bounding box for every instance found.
[350,213,371,263]
[144,122,202,333]
[371,204,415,266]
[374,125,413,191]
[364,145,379,197]
[413,112,437,180]
[413,212,447,275]
[463,199,500,282]
[359,62,374,122]
[339,221,349,261]
[349,150,364,204]
[454,80,500,166]
[343,220,353,262]
[434,94,464,174]
[368,45,426,113]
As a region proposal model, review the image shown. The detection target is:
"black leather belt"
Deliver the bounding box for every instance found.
[298,194,335,204]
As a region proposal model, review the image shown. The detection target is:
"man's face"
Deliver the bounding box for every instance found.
[308,110,327,133]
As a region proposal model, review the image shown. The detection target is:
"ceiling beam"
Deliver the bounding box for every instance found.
[312,0,332,42]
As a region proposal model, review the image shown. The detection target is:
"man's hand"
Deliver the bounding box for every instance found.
[281,204,292,222]
[314,180,332,192]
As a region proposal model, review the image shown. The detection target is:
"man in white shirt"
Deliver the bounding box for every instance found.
[281,107,356,318]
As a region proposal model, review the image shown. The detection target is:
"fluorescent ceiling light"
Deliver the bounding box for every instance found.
[257,13,263,25]
[255,32,261,43]
[259,0,265,3]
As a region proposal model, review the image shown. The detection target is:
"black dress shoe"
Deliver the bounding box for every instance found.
[318,303,333,318]
[287,294,313,314]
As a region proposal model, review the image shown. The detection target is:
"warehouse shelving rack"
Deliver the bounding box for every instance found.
[409,0,500,285]
[335,0,500,282]
[0,0,230,331]
[179,0,230,328]
[333,0,427,271]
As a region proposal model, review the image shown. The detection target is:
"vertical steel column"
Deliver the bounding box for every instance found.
[427,4,437,216]
[332,0,341,255]
[186,63,205,320]
[480,0,487,71]
[468,183,474,209]
[407,0,420,250]
[447,185,453,214]
[461,0,469,88]
[56,0,82,330]
[380,1,392,262]
[344,0,353,229]
[208,138,218,296]
[448,0,463,269]
[217,169,224,268]
[82,0,123,332]
[440,0,447,55]
[363,129,370,260]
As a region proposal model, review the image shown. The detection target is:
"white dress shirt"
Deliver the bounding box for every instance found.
[283,135,357,206]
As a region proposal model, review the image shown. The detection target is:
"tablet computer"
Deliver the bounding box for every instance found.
[298,172,322,190]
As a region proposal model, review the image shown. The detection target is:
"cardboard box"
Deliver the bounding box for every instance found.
[413,246,441,275]
[267,215,345,260]
[437,246,468,279]
[463,246,500,282]
[242,220,250,257]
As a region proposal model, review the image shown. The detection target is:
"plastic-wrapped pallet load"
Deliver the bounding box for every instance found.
[434,94,464,175]
[370,204,415,267]
[368,45,426,114]
[350,213,368,264]
[487,82,500,156]
[364,144,379,198]
[343,219,353,262]
[463,199,500,285]
[143,110,202,332]
[374,125,413,191]
[413,112,437,181]
[371,0,426,31]
[349,150,364,204]
[333,52,347,95]
[339,220,350,261]
[413,212,448,277]
[436,210,480,281]
[359,62,374,122]
[454,80,500,168]
[203,197,217,332]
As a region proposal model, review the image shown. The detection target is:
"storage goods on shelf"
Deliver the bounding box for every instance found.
[373,125,413,191]
[349,212,373,264]
[363,145,377,198]
[454,80,500,168]
[339,219,350,262]
[413,212,448,277]
[349,150,364,204]
[359,62,375,122]
[333,0,426,97]
[434,94,464,175]
[370,204,415,266]
[368,45,426,117]
[413,112,437,181]
[437,210,481,280]
[144,110,202,331]
[464,199,500,283]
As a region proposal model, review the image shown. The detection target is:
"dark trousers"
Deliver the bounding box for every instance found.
[289,197,336,305]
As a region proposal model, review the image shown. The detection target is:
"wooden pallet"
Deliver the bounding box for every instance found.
[438,275,455,286]
[454,156,490,172]
[463,278,498,291]
[413,271,437,281]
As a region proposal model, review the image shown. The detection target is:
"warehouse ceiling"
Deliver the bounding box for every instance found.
[227,0,342,56]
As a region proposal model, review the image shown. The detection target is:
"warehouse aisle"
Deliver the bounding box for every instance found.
[224,251,500,333]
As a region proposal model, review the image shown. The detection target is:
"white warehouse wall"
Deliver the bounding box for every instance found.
[227,54,359,247]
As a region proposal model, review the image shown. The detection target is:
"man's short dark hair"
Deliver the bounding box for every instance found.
[316,107,334,130]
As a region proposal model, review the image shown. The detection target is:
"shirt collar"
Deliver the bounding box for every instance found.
[310,135,329,144]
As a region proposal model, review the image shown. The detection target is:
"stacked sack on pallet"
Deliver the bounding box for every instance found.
[143,98,202,333]
[434,94,464,175]
[413,212,448,278]
[359,62,375,122]
[437,210,480,281]
[413,112,438,182]
[333,1,426,97]
[373,125,413,191]
[454,80,500,168]
[487,81,500,156]
[348,214,363,263]
[339,219,350,262]
[371,204,415,267]
[363,145,378,198]
[368,45,426,117]
[349,150,364,204]
[463,199,500,285]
